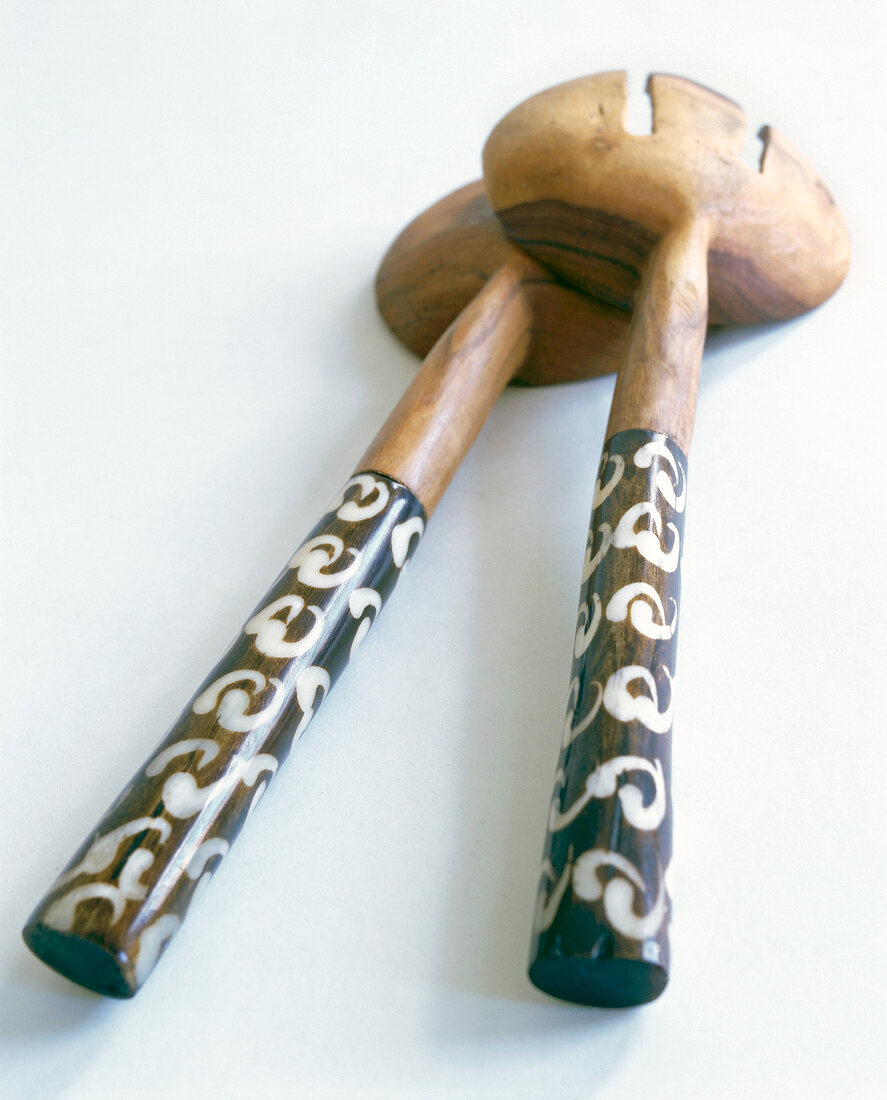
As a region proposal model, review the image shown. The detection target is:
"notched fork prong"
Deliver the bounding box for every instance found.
[647,72,747,157]
[758,125,805,180]
[587,69,629,131]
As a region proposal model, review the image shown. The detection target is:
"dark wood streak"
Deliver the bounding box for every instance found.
[495,199,655,312]
[707,248,808,325]
[498,200,817,328]
[375,180,631,390]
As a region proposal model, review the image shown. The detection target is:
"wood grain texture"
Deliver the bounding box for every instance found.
[375,179,630,385]
[362,260,534,516]
[606,220,710,451]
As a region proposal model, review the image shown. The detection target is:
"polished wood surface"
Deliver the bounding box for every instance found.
[606,220,709,449]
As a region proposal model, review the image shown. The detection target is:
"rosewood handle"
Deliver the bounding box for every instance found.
[528,428,686,1007]
[23,472,425,997]
[22,256,539,999]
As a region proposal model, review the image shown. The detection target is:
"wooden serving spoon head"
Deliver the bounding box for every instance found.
[482,71,850,324]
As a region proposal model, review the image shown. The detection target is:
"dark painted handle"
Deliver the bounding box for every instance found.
[23,472,425,997]
[528,429,686,1007]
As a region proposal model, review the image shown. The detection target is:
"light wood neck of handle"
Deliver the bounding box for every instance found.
[358,261,535,516]
[606,219,711,455]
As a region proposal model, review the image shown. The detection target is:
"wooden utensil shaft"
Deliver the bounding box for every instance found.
[607,222,710,450]
[23,264,534,996]
[529,427,686,1006]
[24,473,426,996]
[361,260,534,513]
[529,224,708,1007]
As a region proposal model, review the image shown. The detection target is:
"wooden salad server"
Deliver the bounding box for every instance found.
[482,71,850,1007]
[22,182,633,997]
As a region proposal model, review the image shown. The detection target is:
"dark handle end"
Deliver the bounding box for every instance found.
[529,953,667,1009]
[23,921,137,999]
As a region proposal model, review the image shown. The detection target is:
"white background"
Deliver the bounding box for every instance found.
[2,2,886,1097]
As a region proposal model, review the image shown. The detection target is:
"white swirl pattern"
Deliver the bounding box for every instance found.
[289,535,362,588]
[53,818,172,890]
[146,739,220,776]
[391,516,425,568]
[634,440,686,513]
[603,665,675,733]
[348,588,382,655]
[612,502,680,572]
[534,857,573,934]
[134,915,182,985]
[162,754,279,819]
[192,671,286,734]
[294,666,330,740]
[582,522,614,582]
[328,473,391,522]
[245,595,325,658]
[572,849,668,940]
[562,678,602,749]
[606,582,677,640]
[43,849,156,932]
[593,452,624,508]
[548,756,667,833]
[186,838,230,880]
[574,593,602,658]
